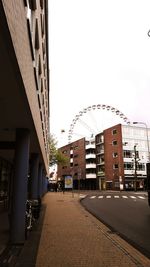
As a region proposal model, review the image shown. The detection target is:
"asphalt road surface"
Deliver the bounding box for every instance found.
[81,191,150,258]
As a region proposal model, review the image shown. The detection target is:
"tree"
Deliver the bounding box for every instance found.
[48,134,69,166]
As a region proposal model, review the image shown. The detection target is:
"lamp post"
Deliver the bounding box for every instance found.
[133,122,150,162]
[70,170,74,198]
[118,142,128,191]
[133,144,138,191]
[78,168,81,196]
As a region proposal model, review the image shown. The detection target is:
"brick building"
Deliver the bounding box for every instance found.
[96,124,149,191]
[0,0,49,245]
[58,123,149,192]
[57,138,97,190]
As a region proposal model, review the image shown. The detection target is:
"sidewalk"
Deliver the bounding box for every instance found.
[15,192,150,267]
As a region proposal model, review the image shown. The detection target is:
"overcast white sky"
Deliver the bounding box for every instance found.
[49,0,150,146]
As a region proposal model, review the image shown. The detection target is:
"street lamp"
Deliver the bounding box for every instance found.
[133,144,138,191]
[118,142,128,191]
[133,122,150,162]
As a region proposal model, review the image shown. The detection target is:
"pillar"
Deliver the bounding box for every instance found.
[42,171,47,195]
[30,153,39,199]
[38,163,43,198]
[10,129,30,244]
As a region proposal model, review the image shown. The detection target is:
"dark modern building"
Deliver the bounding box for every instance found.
[0,0,49,245]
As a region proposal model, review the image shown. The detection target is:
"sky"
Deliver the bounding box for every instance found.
[49,0,150,147]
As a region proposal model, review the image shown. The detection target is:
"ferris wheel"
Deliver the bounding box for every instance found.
[68,104,131,143]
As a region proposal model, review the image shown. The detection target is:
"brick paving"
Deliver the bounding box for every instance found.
[34,192,150,267]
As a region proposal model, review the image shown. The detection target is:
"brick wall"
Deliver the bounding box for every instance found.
[57,138,86,180]
[104,124,123,188]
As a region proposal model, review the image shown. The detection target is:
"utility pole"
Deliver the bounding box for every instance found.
[78,168,81,196]
[134,145,137,192]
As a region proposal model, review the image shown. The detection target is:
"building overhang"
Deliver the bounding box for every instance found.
[0,3,49,173]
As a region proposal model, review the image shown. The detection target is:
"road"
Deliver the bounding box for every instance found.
[81,191,150,259]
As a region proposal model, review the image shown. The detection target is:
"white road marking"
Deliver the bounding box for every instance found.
[88,194,146,200]
[79,194,86,199]
[137,196,146,199]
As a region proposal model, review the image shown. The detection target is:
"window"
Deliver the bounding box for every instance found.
[112,140,117,146]
[124,162,134,170]
[113,152,118,158]
[112,129,117,135]
[124,150,132,158]
[40,0,44,9]
[35,19,39,50]
[123,150,139,158]
[113,164,118,169]
[28,0,37,10]
[63,150,67,154]
[137,163,145,171]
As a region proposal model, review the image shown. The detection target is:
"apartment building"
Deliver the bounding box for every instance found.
[0,0,49,244]
[57,138,97,190]
[96,124,149,191]
[58,123,149,192]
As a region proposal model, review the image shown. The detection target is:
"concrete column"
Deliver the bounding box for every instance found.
[10,129,30,244]
[38,163,43,198]
[30,153,39,199]
[42,171,47,195]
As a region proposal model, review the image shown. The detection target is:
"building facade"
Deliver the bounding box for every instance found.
[58,123,149,192]
[0,0,49,245]
[57,138,97,190]
[96,124,149,191]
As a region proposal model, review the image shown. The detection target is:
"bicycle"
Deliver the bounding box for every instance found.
[25,200,35,231]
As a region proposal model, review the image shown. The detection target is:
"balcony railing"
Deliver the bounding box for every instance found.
[86,163,96,169]
[96,149,104,155]
[86,144,95,149]
[86,154,96,159]
[86,173,96,179]
[97,171,105,176]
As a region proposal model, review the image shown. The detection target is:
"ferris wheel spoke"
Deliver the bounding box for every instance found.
[71,132,85,138]
[88,109,99,133]
[78,118,97,135]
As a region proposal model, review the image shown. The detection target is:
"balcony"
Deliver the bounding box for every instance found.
[96,149,104,155]
[97,161,105,166]
[86,163,96,169]
[124,170,146,175]
[86,154,96,159]
[86,173,96,179]
[86,144,95,150]
[95,140,104,145]
[97,171,105,177]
